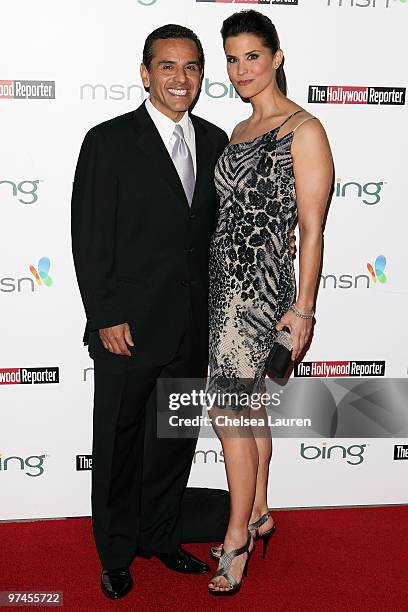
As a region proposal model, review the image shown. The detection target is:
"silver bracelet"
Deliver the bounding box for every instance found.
[290,304,314,320]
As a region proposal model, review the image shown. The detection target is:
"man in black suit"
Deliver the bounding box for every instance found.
[71,24,229,599]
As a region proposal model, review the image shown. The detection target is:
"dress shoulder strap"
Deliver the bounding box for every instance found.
[276,109,303,131]
[292,116,318,132]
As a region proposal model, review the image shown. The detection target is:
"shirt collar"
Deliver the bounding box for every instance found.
[145,97,192,146]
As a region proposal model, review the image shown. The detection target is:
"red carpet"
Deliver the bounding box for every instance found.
[1,506,407,611]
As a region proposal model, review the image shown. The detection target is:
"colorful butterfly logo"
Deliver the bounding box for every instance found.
[29,257,53,287]
[367,255,387,284]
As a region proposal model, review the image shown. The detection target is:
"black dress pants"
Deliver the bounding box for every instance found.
[91,314,207,569]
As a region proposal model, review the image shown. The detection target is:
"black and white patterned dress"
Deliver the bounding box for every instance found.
[207,112,303,400]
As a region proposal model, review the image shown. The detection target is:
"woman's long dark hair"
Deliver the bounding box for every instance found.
[221,10,287,96]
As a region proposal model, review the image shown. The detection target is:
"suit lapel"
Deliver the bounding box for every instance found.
[133,103,189,207]
[132,103,214,211]
[190,114,213,210]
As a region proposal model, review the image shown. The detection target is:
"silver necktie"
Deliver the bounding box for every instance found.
[171,124,195,206]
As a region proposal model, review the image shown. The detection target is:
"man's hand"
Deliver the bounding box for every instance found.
[289,228,296,258]
[99,323,134,356]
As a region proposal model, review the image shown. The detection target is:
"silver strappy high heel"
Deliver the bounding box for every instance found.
[210,512,275,561]
[248,512,276,559]
[208,532,252,597]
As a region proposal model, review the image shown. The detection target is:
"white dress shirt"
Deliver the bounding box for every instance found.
[145,97,197,175]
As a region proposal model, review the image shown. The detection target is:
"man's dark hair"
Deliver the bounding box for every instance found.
[142,24,205,72]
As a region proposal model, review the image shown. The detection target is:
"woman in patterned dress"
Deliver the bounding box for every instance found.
[207,10,333,595]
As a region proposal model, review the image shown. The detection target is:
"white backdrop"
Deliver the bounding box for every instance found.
[1,0,407,520]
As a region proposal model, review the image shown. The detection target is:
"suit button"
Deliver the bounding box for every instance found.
[181,280,189,287]
[188,247,194,254]
[189,213,196,219]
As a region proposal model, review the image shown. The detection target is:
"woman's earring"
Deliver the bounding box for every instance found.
[275,64,280,69]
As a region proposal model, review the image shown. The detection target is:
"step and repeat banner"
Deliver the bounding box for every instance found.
[1,0,407,520]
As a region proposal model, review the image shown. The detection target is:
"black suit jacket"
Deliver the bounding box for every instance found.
[71,102,228,365]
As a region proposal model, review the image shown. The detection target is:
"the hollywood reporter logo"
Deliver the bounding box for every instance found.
[0,367,59,385]
[394,445,408,460]
[308,85,405,105]
[295,360,385,377]
[195,1,299,5]
[76,455,92,470]
[0,80,55,99]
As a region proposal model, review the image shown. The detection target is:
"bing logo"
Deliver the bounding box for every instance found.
[367,255,387,284]
[29,257,52,287]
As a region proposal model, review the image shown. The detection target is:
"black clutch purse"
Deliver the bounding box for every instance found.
[265,326,293,378]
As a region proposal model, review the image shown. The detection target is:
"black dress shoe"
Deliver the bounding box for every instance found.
[135,547,152,559]
[101,567,133,599]
[155,547,209,574]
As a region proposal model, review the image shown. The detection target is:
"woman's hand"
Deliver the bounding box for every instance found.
[275,306,314,361]
[289,228,296,258]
